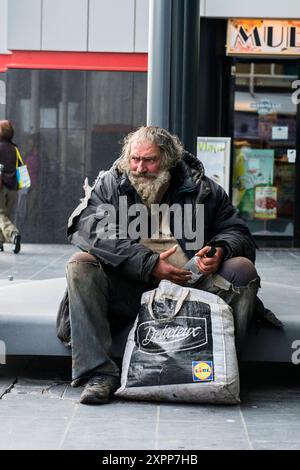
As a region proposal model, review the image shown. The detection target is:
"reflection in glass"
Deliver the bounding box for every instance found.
[6,69,147,242]
[232,62,296,237]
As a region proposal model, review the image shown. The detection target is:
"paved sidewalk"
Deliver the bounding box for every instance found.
[0,244,300,450]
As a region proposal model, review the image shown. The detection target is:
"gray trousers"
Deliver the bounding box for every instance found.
[67,252,260,382]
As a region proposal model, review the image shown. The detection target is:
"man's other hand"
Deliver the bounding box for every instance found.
[151,245,192,284]
[194,246,224,275]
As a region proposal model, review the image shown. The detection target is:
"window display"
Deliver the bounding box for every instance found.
[232,61,297,237]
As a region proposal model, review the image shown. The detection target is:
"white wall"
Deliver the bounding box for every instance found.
[88,0,135,52]
[135,0,149,53]
[0,0,8,53]
[42,0,88,51]
[201,0,300,19]
[6,0,149,52]
[7,0,42,50]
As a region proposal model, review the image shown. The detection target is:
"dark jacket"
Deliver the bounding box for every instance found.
[0,139,18,190]
[67,152,256,283]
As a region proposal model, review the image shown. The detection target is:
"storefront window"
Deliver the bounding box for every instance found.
[6,69,147,243]
[232,61,297,237]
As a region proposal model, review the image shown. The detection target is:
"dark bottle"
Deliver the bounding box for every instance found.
[183,246,217,287]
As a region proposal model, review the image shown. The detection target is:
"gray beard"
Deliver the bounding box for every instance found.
[128,170,171,208]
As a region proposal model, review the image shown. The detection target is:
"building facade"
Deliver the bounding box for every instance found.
[0,0,299,246]
[0,0,149,243]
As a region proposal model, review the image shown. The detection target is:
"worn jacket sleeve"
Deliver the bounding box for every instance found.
[207,181,256,263]
[67,172,160,283]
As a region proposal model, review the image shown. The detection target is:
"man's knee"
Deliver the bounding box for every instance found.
[67,252,103,280]
[218,257,258,287]
[68,251,98,264]
[66,251,108,292]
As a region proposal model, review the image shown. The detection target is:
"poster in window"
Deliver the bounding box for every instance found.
[197,137,231,194]
[255,186,277,219]
[232,147,274,216]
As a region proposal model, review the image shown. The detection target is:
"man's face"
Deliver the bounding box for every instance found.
[128,139,171,207]
[129,140,161,177]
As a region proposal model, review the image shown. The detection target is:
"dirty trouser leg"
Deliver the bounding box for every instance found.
[67,252,117,383]
[0,187,19,242]
[67,252,150,383]
[196,257,260,354]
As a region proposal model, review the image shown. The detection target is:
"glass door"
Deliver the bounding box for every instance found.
[231,61,297,237]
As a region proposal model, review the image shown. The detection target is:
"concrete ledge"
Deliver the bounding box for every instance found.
[0,278,298,362]
[240,320,296,362]
[0,279,70,356]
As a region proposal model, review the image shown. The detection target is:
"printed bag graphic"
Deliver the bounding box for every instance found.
[115,280,240,404]
[16,147,31,189]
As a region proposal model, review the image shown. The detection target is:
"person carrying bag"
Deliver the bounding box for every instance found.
[0,120,23,253]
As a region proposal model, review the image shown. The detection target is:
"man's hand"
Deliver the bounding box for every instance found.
[194,246,224,275]
[151,245,192,284]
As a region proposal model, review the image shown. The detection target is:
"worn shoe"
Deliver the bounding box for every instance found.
[71,375,89,388]
[79,374,120,405]
[12,233,21,254]
[0,242,3,252]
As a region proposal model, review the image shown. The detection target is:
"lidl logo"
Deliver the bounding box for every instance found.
[192,361,213,382]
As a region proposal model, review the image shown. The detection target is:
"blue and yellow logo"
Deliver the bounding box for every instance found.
[192,361,214,382]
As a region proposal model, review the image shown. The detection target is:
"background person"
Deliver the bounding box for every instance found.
[0,120,21,253]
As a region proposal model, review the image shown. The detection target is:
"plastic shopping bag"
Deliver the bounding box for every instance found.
[16,147,31,189]
[115,280,240,404]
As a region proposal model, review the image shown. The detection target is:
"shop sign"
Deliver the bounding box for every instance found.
[272,126,288,140]
[250,99,281,115]
[227,19,300,56]
[287,149,296,163]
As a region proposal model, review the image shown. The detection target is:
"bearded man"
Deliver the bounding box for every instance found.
[60,126,264,405]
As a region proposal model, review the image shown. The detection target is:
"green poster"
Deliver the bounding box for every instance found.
[233,147,274,216]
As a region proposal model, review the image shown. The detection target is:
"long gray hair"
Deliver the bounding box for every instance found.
[117,126,184,172]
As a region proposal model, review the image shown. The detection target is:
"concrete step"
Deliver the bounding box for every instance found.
[0,277,298,362]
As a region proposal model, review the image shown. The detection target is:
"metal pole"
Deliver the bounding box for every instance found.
[180,0,200,155]
[147,0,172,129]
[147,0,200,155]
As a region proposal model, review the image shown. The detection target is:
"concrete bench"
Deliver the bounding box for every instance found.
[0,278,298,363]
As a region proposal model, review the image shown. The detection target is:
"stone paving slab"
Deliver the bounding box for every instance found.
[0,378,15,398]
[74,399,158,420]
[0,416,71,450]
[0,371,299,450]
[61,416,159,450]
[246,424,300,450]
[8,378,68,399]
[156,416,251,450]
[0,244,76,282]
